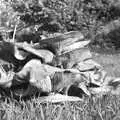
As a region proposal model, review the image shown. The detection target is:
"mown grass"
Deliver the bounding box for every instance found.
[1,53,120,120]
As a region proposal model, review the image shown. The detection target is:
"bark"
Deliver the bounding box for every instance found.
[14,31,90,67]
[38,31,86,55]
[52,47,92,69]
[15,42,54,63]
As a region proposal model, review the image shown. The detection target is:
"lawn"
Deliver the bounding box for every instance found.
[1,52,120,120]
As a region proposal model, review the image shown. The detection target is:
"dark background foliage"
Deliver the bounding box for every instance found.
[1,0,120,50]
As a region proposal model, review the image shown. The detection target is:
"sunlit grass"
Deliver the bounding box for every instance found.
[1,94,120,120]
[1,53,120,120]
[93,53,120,77]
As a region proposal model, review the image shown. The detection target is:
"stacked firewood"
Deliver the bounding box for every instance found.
[0,31,119,102]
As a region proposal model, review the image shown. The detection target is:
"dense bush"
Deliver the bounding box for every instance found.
[1,0,120,49]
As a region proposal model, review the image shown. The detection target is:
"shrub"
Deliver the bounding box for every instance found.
[1,0,120,49]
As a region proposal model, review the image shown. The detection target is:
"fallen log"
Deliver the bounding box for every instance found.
[38,31,87,55]
[61,40,90,55]
[14,41,91,68]
[13,31,89,66]
[14,59,90,98]
[15,42,54,63]
[52,47,92,69]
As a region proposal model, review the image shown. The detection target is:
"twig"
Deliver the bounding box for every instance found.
[12,24,17,43]
[12,16,20,43]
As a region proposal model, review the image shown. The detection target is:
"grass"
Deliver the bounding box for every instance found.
[92,52,120,77]
[1,94,120,120]
[1,52,120,120]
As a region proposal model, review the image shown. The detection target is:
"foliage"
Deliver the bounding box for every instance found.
[1,0,120,47]
[0,0,63,42]
[42,0,120,50]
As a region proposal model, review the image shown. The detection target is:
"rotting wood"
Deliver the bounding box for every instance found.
[38,31,85,55]
[15,42,54,63]
[52,47,92,69]
[0,30,120,99]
